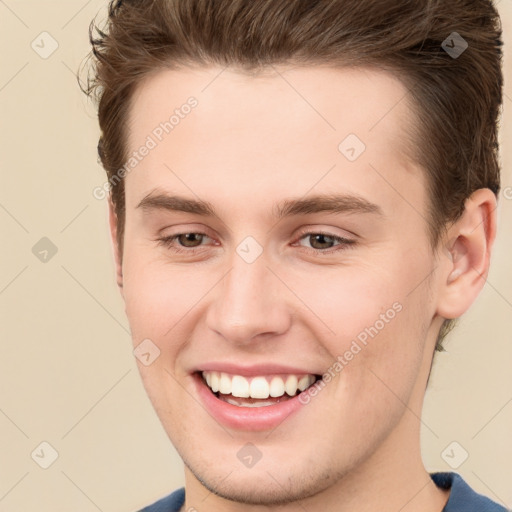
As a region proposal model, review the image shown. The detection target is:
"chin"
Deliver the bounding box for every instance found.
[178,436,361,508]
[186,459,338,506]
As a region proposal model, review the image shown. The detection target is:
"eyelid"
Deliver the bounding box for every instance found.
[293,225,357,242]
[157,223,214,237]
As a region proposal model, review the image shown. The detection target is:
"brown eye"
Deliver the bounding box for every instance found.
[176,233,205,247]
[294,230,356,254]
[307,234,337,250]
[156,231,216,254]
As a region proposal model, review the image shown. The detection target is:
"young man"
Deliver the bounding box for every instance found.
[84,1,507,511]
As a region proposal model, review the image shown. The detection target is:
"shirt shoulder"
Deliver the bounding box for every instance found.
[137,487,185,512]
[431,472,508,512]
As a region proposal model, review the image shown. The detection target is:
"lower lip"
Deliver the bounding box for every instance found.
[193,373,308,431]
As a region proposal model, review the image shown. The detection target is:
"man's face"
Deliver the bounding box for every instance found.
[119,65,444,504]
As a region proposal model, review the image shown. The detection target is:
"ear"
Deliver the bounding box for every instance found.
[436,188,497,319]
[108,197,124,296]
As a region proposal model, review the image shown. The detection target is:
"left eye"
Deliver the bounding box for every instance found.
[294,232,355,252]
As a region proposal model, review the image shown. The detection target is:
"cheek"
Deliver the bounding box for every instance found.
[281,262,408,343]
[122,253,207,344]
[289,253,432,386]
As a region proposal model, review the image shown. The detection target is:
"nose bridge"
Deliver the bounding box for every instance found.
[206,243,289,343]
[228,253,265,303]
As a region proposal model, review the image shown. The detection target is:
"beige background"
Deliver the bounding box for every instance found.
[0,1,510,511]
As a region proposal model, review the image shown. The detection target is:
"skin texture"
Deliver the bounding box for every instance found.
[108,65,496,512]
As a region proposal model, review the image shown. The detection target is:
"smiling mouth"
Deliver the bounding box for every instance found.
[200,371,321,407]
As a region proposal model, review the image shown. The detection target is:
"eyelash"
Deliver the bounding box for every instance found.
[156,229,356,255]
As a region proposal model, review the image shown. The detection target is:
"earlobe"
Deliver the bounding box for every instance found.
[108,197,124,295]
[436,188,497,319]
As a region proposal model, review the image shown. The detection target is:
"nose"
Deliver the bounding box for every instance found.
[205,247,291,345]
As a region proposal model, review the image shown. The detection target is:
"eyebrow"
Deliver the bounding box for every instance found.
[136,191,383,219]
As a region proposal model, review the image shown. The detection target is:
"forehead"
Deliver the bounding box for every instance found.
[127,64,416,151]
[124,65,424,218]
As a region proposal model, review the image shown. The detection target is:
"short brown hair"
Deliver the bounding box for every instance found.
[82,0,503,349]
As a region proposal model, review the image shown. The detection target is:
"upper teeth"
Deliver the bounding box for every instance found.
[202,371,316,399]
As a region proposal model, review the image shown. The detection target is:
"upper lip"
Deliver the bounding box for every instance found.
[194,362,321,377]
